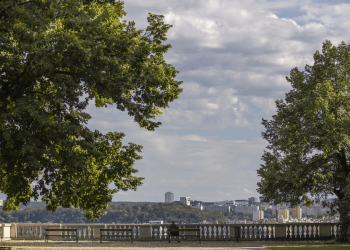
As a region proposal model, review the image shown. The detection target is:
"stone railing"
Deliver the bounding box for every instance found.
[0,222,340,241]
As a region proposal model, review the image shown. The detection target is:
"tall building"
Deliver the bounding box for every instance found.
[253,210,264,220]
[291,207,302,219]
[165,192,174,203]
[277,209,289,220]
[180,197,190,206]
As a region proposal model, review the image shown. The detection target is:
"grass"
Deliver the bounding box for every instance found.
[265,246,350,250]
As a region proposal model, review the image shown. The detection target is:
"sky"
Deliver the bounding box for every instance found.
[84,0,350,203]
[4,0,348,203]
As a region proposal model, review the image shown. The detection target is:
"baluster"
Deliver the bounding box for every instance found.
[223,226,227,239]
[301,225,305,238]
[285,225,288,239]
[267,226,271,239]
[133,226,136,240]
[305,225,308,238]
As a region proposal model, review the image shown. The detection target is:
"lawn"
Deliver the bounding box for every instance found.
[265,246,350,250]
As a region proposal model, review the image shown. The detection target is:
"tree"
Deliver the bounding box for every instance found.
[258,40,350,240]
[0,0,182,220]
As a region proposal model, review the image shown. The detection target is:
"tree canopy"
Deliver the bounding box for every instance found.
[258,40,350,239]
[0,0,182,220]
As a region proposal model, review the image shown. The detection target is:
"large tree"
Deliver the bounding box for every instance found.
[0,0,182,220]
[258,40,350,240]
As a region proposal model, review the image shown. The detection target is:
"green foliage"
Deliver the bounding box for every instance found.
[258,40,350,239]
[0,203,251,223]
[0,0,182,220]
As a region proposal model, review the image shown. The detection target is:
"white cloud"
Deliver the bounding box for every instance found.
[83,0,350,202]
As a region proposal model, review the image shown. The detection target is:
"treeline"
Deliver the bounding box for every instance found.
[0,203,252,223]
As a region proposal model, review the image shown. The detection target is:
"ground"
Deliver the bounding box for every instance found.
[0,240,349,250]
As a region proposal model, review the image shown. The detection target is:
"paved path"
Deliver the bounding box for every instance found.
[0,239,343,249]
[0,240,272,249]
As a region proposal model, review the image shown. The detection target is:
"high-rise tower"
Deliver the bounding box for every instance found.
[165,192,174,203]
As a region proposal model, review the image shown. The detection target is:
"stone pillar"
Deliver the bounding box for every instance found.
[139,225,152,240]
[275,225,286,238]
[319,224,332,237]
[1,224,11,241]
[10,224,17,239]
[229,226,241,239]
[93,224,106,239]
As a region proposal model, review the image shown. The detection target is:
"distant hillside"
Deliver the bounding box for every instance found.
[0,203,252,223]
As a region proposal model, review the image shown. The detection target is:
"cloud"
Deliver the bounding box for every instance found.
[84,0,350,202]
[243,188,253,195]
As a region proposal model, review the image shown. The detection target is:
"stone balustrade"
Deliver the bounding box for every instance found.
[0,223,340,241]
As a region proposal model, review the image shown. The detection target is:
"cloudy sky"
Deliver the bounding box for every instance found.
[86,0,350,203]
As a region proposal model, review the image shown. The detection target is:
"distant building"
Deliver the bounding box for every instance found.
[190,200,203,206]
[165,192,174,203]
[234,205,259,214]
[149,220,163,224]
[205,204,230,213]
[253,210,264,220]
[191,204,203,210]
[0,200,3,207]
[277,209,289,220]
[291,207,302,219]
[248,197,260,205]
[215,200,235,206]
[180,197,190,206]
[235,200,249,205]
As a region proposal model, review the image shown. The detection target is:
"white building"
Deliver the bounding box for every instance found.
[204,204,231,213]
[165,192,174,203]
[233,205,259,214]
[180,197,190,206]
[0,200,3,206]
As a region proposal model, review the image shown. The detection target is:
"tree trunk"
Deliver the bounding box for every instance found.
[338,199,350,241]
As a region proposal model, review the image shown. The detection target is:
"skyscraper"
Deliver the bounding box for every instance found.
[165,192,174,203]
